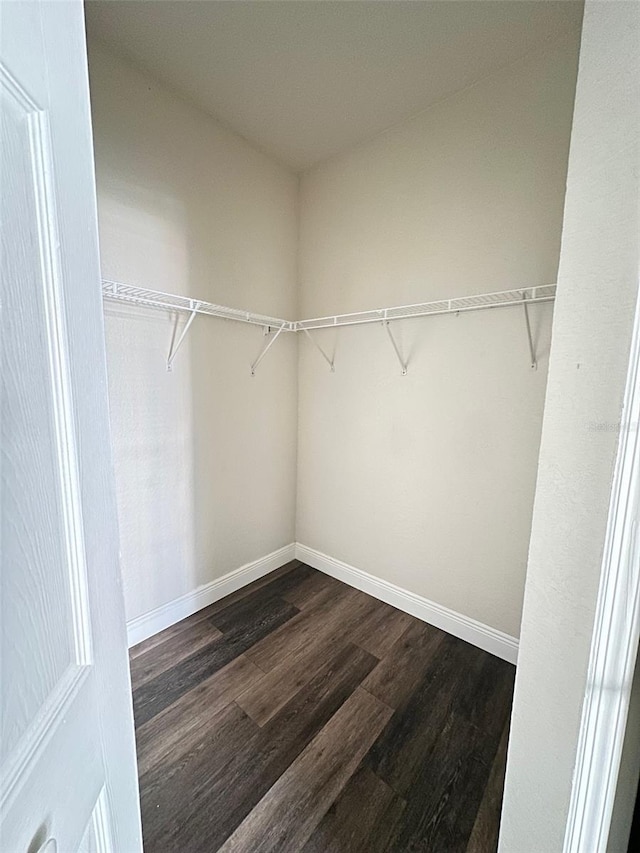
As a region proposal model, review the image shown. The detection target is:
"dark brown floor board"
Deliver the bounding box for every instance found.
[384,712,503,852]
[133,594,299,726]
[301,763,403,853]
[135,653,264,777]
[368,633,488,795]
[350,602,415,659]
[362,618,448,709]
[254,562,322,603]
[459,652,516,734]
[245,582,379,672]
[219,687,393,853]
[466,720,510,853]
[370,796,409,853]
[236,585,391,726]
[139,700,258,850]
[236,628,350,726]
[129,618,198,662]
[142,643,378,853]
[280,568,346,610]
[368,639,514,852]
[129,619,222,689]
[190,559,305,624]
[203,566,315,637]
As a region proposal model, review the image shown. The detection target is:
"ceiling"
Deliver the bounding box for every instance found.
[85,0,583,173]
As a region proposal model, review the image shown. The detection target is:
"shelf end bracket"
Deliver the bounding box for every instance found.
[167,306,199,371]
[301,327,335,372]
[251,322,287,375]
[522,292,537,370]
[383,320,407,375]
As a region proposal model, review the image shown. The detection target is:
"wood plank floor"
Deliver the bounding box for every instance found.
[130,561,515,852]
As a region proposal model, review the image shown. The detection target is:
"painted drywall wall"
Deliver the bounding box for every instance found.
[296,35,580,638]
[87,42,298,623]
[499,2,640,850]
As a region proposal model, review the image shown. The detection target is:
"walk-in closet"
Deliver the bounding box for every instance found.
[34,0,634,850]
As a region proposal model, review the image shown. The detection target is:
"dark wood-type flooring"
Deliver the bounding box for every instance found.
[130,561,515,852]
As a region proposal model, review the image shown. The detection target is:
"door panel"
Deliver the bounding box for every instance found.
[0,2,142,850]
[1,58,90,760]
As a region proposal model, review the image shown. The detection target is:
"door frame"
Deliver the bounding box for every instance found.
[564,282,640,852]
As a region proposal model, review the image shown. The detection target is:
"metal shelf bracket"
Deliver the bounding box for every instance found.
[251,323,287,375]
[522,292,537,370]
[302,327,335,372]
[384,320,407,375]
[167,305,199,371]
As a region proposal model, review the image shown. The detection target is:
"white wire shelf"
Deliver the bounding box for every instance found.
[102,279,296,332]
[295,285,556,330]
[101,279,556,374]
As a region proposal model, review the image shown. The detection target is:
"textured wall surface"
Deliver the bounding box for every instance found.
[296,35,580,637]
[89,43,299,622]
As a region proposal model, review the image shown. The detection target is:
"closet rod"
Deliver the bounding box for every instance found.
[295,284,556,331]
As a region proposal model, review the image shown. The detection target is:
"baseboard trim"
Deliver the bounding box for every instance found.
[126,543,296,648]
[295,543,519,665]
[126,540,519,663]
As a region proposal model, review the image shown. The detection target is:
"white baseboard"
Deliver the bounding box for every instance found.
[126,543,296,648]
[126,540,519,664]
[295,543,519,665]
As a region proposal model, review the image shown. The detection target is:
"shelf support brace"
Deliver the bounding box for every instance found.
[167,305,199,371]
[383,320,407,375]
[302,327,335,372]
[522,292,537,370]
[251,323,287,375]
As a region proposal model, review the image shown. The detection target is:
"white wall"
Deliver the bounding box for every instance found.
[499,2,640,849]
[296,34,580,638]
[88,43,299,623]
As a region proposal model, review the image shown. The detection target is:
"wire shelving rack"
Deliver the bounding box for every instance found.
[102,279,556,374]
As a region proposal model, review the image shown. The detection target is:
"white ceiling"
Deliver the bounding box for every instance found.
[85,0,583,172]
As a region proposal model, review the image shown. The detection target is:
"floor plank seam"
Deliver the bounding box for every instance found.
[358,684,396,715]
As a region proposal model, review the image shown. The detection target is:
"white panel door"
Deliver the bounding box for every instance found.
[0,2,142,851]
